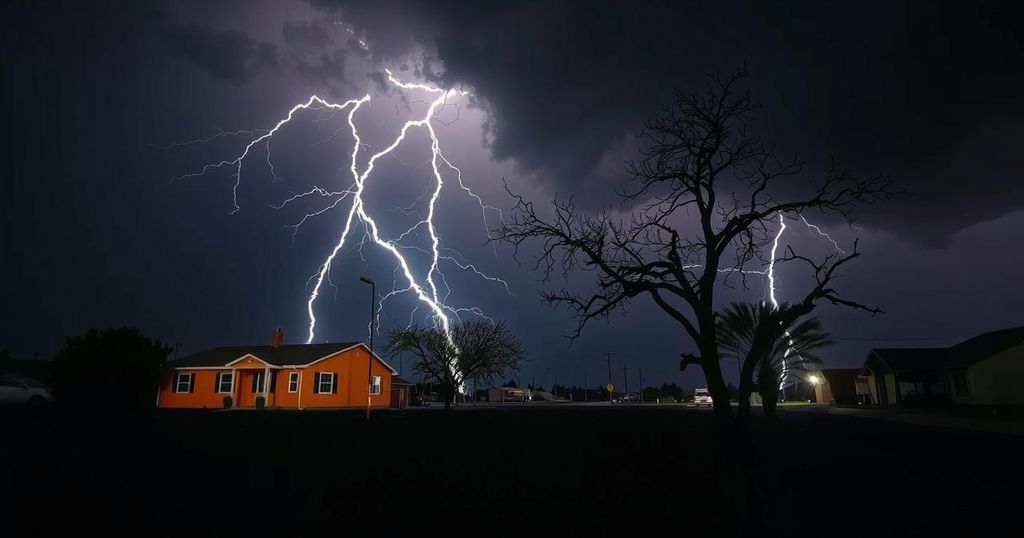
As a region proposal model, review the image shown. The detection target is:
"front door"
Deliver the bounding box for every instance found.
[236,370,265,407]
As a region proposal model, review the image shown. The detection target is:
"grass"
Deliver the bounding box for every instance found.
[1,405,1020,536]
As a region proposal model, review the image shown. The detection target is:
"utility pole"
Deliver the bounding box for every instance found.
[584,374,588,402]
[639,367,643,404]
[623,365,629,401]
[359,276,376,420]
[603,352,614,402]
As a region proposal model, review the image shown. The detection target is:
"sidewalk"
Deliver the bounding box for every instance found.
[826,406,1024,436]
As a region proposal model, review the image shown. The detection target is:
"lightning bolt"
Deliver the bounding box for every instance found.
[766,213,843,393]
[175,69,508,353]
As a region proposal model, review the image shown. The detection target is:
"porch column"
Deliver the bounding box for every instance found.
[264,366,270,407]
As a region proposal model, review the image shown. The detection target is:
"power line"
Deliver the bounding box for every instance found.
[831,334,974,342]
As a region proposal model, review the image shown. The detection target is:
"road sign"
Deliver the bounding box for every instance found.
[606,383,614,392]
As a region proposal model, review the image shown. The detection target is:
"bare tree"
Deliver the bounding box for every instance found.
[384,319,525,408]
[495,69,893,425]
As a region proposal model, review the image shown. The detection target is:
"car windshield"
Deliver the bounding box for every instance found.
[19,377,46,388]
[0,375,45,388]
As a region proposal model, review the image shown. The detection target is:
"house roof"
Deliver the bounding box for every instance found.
[168,342,396,373]
[392,376,414,386]
[868,348,947,372]
[865,325,1024,373]
[946,325,1024,367]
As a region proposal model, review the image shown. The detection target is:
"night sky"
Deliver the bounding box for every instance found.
[4,1,1023,389]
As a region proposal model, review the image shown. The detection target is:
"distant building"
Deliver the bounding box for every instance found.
[390,376,412,409]
[860,325,1024,407]
[810,368,866,406]
[487,386,531,402]
[158,330,398,409]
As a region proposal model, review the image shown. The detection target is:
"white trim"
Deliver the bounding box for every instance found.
[225,353,280,368]
[283,343,399,374]
[288,371,299,393]
[170,343,397,373]
[251,370,267,393]
[216,372,234,394]
[174,372,193,393]
[317,372,336,394]
[370,375,382,395]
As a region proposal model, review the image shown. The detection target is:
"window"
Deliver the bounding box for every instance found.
[318,372,335,394]
[953,369,969,396]
[217,372,233,393]
[175,373,193,393]
[252,371,265,393]
[288,372,299,393]
[370,375,382,395]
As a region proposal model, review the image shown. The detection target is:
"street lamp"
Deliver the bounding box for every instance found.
[360,276,376,420]
[807,374,821,404]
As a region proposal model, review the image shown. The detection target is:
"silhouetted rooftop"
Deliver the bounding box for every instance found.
[866,325,1024,372]
[169,342,365,368]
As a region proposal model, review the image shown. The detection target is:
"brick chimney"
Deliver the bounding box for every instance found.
[270,327,284,348]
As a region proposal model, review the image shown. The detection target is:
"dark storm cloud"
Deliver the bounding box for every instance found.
[293,49,348,92]
[313,0,1024,247]
[161,24,279,85]
[282,20,333,49]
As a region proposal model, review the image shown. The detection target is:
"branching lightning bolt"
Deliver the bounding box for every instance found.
[766,212,844,392]
[176,69,508,352]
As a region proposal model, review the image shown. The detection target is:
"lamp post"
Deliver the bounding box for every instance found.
[360,276,376,420]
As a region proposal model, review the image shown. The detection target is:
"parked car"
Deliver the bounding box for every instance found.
[0,374,55,408]
[693,388,713,407]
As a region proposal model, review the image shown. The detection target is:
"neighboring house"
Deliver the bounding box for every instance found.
[861,325,1024,407]
[487,386,531,402]
[158,332,397,409]
[810,368,865,406]
[390,376,412,409]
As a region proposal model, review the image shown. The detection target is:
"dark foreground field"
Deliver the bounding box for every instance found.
[2,406,1021,536]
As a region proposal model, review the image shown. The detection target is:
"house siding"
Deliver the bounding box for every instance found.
[157,344,393,409]
[158,370,227,409]
[967,342,1024,405]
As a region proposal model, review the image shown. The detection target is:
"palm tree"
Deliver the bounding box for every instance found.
[717,302,834,418]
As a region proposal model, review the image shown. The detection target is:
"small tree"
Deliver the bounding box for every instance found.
[50,327,171,408]
[717,302,834,419]
[385,320,525,409]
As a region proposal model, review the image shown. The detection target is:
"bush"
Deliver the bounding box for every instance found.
[50,327,171,409]
[222,395,233,409]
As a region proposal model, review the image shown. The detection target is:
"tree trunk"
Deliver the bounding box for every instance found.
[760,388,778,419]
[701,353,734,423]
[737,353,758,426]
[759,363,779,419]
[440,379,456,409]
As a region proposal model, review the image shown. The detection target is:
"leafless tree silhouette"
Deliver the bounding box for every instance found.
[496,69,894,424]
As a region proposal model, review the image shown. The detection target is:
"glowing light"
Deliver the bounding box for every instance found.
[176,70,507,354]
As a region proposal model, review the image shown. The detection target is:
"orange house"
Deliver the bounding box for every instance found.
[157,339,397,410]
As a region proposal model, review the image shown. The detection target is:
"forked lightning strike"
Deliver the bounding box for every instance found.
[766,213,844,390]
[177,70,508,347]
